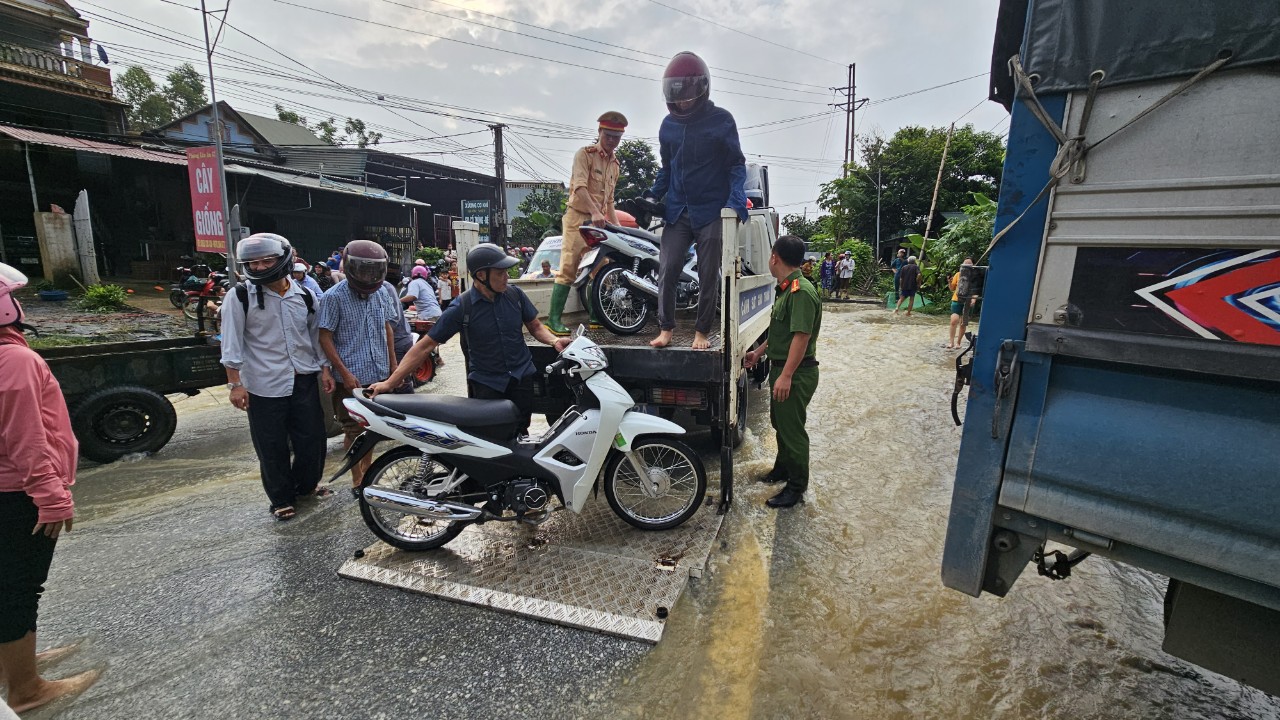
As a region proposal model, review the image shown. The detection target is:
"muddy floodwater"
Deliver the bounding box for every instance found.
[29,302,1280,719]
[601,303,1280,720]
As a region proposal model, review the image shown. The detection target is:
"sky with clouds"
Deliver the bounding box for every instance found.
[80,0,1010,216]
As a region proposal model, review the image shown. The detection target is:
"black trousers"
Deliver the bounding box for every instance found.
[246,372,327,509]
[0,492,57,644]
[469,375,534,437]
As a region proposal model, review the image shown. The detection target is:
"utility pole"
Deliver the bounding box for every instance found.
[490,123,508,247]
[919,123,955,266]
[831,63,868,177]
[199,0,234,273]
[875,165,882,262]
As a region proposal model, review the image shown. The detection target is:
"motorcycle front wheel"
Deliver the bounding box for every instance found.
[359,446,470,551]
[603,437,707,530]
[592,265,650,335]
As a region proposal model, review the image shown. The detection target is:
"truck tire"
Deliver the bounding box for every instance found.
[72,386,178,463]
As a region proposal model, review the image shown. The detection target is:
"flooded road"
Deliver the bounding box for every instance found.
[599,303,1279,720]
[28,304,1280,719]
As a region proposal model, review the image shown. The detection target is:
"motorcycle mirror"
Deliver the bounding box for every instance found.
[574,324,586,339]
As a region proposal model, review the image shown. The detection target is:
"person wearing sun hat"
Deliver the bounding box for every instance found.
[547,110,627,335]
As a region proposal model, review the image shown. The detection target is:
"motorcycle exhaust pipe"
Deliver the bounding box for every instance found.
[362,486,483,521]
[619,270,660,299]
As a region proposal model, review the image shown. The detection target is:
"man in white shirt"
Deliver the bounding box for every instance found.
[221,234,333,521]
[836,251,855,299]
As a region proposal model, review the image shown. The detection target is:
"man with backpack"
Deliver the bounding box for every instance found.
[367,244,570,436]
[220,233,333,521]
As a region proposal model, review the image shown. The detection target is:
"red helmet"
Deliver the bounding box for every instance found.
[663,51,710,118]
[342,239,389,295]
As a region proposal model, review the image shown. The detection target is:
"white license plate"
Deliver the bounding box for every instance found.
[577,249,598,269]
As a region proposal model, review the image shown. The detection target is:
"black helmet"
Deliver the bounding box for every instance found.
[663,51,710,118]
[466,243,518,278]
[343,239,389,295]
[236,233,294,284]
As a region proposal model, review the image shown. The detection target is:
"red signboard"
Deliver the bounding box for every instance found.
[186,147,226,253]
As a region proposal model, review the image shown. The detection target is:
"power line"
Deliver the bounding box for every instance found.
[645,0,843,67]
[866,73,987,105]
[259,0,831,106]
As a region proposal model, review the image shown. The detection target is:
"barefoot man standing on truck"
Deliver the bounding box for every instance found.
[646,50,748,350]
[546,112,628,336]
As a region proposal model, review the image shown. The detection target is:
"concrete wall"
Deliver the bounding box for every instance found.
[33,211,78,282]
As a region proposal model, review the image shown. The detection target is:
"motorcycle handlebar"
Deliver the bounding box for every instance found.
[545,358,573,375]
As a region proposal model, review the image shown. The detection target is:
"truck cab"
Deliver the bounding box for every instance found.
[943,0,1280,695]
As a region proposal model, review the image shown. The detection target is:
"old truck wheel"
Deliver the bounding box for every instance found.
[72,386,177,463]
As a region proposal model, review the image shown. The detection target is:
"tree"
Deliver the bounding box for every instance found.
[614,139,658,201]
[510,186,567,244]
[818,124,1005,243]
[118,66,172,129]
[276,105,381,147]
[781,213,827,242]
[163,64,207,117]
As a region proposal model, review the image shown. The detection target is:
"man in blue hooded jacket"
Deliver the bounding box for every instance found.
[646,51,748,350]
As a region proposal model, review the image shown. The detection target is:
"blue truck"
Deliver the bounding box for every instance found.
[943,0,1280,695]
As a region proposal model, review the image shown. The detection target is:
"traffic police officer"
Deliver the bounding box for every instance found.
[547,111,627,335]
[744,235,822,508]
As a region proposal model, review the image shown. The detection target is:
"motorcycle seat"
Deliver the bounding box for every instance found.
[606,224,661,245]
[373,394,520,429]
[371,394,521,442]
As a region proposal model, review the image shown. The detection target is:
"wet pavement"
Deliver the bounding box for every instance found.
[24,304,1280,719]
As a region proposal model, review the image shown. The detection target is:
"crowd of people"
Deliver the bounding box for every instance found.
[0,50,827,715]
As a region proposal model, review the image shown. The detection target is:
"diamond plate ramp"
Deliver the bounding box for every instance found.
[338,498,725,643]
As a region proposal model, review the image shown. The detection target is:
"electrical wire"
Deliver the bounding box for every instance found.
[645,0,844,67]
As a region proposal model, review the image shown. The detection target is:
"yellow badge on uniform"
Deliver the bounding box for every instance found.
[790,279,800,293]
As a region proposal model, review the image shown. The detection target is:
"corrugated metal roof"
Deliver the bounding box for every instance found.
[237,111,330,147]
[0,124,188,165]
[278,146,368,178]
[0,124,429,208]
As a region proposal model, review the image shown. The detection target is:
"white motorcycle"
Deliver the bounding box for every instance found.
[331,330,708,551]
[573,197,700,336]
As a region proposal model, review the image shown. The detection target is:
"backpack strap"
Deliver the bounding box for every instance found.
[458,288,474,355]
[237,283,314,315]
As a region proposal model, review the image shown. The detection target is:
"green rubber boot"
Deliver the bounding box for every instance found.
[547,283,571,336]
[586,289,602,329]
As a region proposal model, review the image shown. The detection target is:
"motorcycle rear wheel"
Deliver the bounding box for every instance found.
[358,446,470,551]
[603,437,706,530]
[169,289,185,308]
[593,265,649,335]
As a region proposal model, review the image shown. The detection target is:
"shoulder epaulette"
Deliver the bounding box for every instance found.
[790,279,800,293]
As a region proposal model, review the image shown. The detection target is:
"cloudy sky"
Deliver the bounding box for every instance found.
[81,0,1009,215]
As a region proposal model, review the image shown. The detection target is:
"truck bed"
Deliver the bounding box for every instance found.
[527,309,725,385]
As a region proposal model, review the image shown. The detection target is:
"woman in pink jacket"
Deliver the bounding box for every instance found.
[0,264,99,713]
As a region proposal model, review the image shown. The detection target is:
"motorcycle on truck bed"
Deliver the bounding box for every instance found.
[943,0,1280,695]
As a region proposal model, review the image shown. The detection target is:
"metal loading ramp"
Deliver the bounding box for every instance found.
[338,496,726,643]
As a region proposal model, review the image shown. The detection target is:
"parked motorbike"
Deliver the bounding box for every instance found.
[331,329,708,551]
[181,271,229,320]
[572,197,700,335]
[169,263,210,308]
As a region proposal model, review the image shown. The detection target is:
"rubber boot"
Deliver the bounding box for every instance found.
[547,283,571,336]
[587,288,603,330]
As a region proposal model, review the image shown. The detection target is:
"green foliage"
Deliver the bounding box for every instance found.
[831,240,883,296]
[511,186,568,244]
[118,64,208,130]
[414,247,445,266]
[615,139,659,201]
[934,192,996,271]
[78,284,128,312]
[276,105,381,147]
[163,64,207,117]
[781,213,826,242]
[818,124,1005,242]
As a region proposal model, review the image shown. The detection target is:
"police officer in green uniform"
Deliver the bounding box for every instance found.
[744,235,821,508]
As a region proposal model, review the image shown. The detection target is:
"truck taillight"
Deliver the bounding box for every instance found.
[649,388,707,408]
[580,227,608,247]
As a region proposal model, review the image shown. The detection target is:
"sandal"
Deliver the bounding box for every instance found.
[271,506,296,521]
[299,487,334,499]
